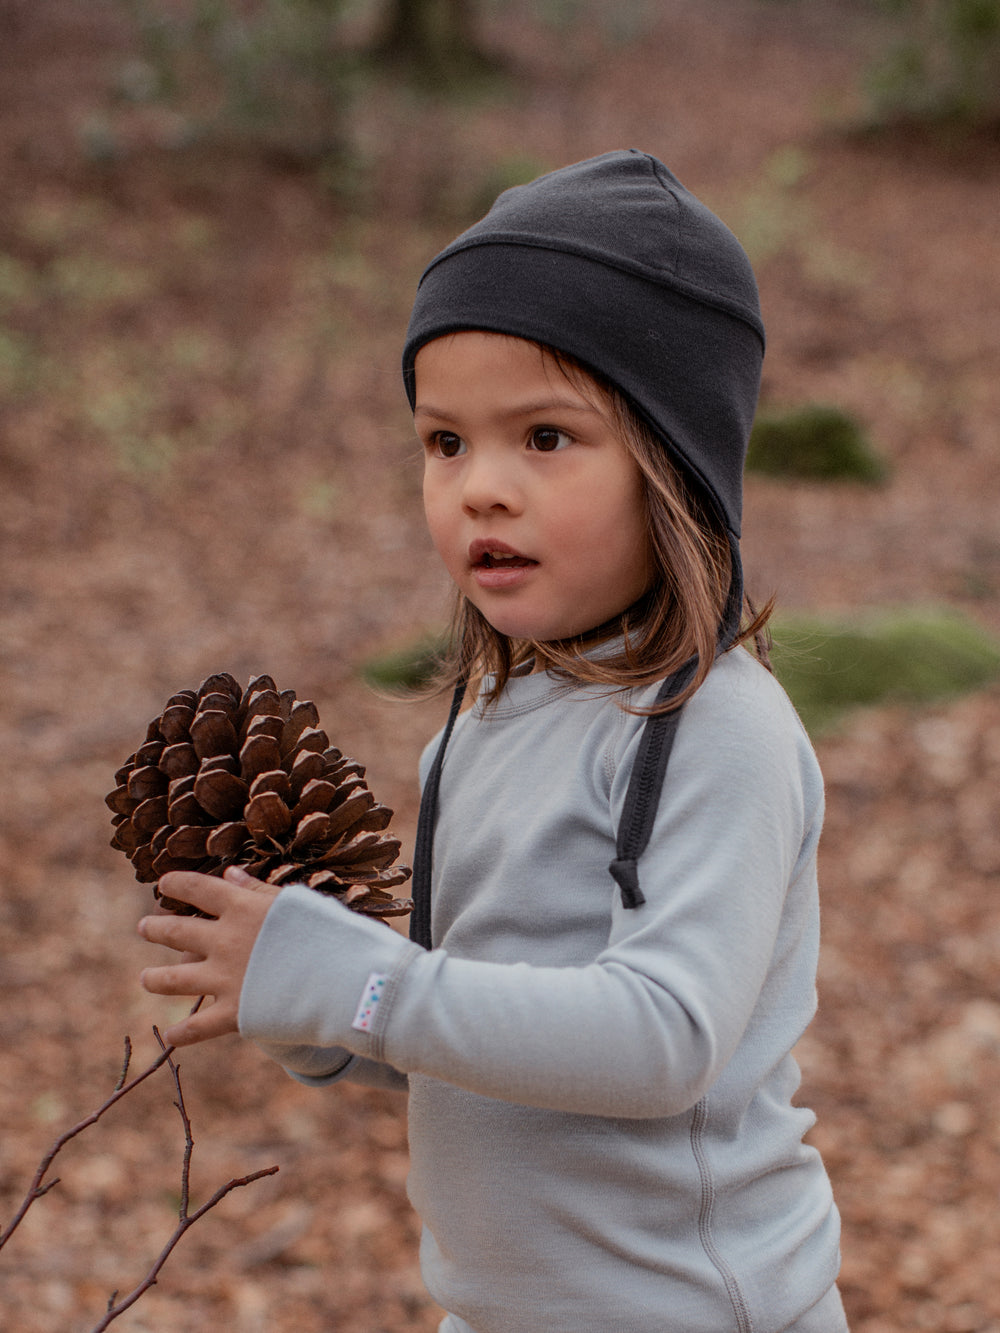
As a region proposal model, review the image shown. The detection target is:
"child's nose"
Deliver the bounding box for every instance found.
[460,452,520,515]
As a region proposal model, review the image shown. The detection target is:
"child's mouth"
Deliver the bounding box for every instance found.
[469,542,538,587]
[469,539,537,571]
[478,551,535,569]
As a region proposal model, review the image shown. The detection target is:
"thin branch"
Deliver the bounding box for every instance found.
[0,1032,174,1251]
[1,1002,206,1251]
[88,1166,279,1331]
[158,1029,195,1221]
[2,1001,279,1330]
[115,1035,133,1091]
[89,1029,278,1330]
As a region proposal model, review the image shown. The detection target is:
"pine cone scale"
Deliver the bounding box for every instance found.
[136,740,166,767]
[290,810,333,851]
[132,796,169,835]
[159,705,196,743]
[289,777,338,821]
[281,700,320,755]
[296,727,329,755]
[206,822,249,859]
[249,769,293,803]
[166,825,211,859]
[106,785,137,818]
[246,791,293,841]
[193,768,248,821]
[324,790,377,841]
[127,766,166,803]
[160,742,199,779]
[288,750,325,797]
[201,752,239,776]
[356,804,392,833]
[132,845,157,882]
[239,734,282,782]
[170,792,211,828]
[247,714,285,745]
[190,711,238,760]
[244,687,283,719]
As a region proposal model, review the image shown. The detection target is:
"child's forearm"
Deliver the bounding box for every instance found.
[237,880,801,1120]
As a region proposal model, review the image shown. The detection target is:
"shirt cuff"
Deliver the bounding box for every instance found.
[238,882,422,1061]
[251,1037,356,1083]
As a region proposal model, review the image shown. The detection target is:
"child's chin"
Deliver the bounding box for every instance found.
[469,588,605,643]
[480,611,588,643]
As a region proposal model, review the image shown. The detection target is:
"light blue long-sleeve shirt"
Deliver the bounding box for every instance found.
[239,648,845,1332]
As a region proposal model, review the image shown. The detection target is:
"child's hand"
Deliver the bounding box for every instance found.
[138,865,278,1047]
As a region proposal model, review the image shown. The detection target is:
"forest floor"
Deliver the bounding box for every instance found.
[1,1,1000,1330]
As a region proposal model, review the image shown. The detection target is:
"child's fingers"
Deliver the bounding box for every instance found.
[137,910,214,955]
[156,869,234,917]
[222,864,268,890]
[139,958,211,997]
[138,865,276,1046]
[162,998,238,1047]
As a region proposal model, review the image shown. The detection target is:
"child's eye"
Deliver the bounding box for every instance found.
[429,432,465,458]
[528,427,571,453]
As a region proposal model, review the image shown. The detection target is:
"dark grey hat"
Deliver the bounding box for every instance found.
[402,149,764,554]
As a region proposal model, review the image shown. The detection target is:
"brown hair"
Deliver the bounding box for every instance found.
[430,345,772,715]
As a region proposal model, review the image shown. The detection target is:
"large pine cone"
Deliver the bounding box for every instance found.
[106,672,412,918]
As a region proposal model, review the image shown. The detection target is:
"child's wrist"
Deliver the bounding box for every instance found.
[238,882,417,1054]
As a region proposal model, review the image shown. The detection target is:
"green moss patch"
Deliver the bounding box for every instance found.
[771,607,1000,734]
[747,404,889,484]
[361,634,447,693]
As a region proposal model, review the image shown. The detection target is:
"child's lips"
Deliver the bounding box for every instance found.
[468,538,536,567]
[468,539,538,588]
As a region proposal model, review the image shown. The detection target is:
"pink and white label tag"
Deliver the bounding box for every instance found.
[351,972,388,1032]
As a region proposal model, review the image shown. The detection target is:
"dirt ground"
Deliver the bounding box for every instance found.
[1,1,999,1329]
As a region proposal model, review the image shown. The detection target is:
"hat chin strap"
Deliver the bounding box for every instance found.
[717,531,745,653]
[409,677,466,950]
[608,538,743,913]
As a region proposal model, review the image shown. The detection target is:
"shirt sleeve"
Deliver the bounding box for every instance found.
[246,1036,408,1091]
[239,670,821,1118]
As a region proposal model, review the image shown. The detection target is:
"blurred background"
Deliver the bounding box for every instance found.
[1,1,999,1329]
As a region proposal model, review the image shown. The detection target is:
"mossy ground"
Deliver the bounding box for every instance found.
[771,608,1000,733]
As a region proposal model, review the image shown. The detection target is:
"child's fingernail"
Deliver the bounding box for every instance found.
[225,865,253,884]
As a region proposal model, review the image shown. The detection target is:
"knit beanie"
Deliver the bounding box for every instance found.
[402,149,765,640]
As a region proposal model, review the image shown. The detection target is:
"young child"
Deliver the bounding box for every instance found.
[139,150,848,1333]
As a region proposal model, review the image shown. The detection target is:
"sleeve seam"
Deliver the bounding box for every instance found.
[366,943,423,1064]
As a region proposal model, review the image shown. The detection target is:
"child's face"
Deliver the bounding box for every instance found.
[415,332,652,643]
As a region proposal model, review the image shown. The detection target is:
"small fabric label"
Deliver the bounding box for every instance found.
[351,972,388,1033]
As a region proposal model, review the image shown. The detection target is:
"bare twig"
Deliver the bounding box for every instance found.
[0,1030,174,1251]
[1,1000,208,1252]
[2,1000,279,1330]
[115,1035,133,1091]
[89,1027,279,1331]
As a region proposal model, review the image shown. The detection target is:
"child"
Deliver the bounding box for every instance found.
[139,150,848,1333]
